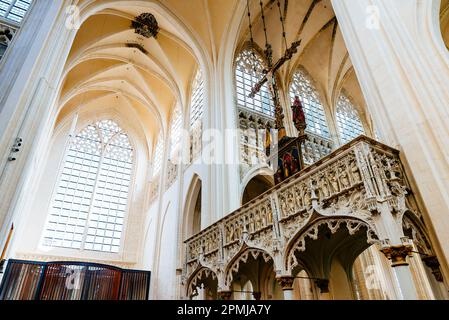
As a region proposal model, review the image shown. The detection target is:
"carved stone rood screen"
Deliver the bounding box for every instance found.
[183,136,437,297]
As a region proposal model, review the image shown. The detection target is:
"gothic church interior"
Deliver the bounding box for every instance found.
[0,0,448,300]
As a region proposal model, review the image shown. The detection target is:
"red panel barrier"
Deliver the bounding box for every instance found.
[0,259,150,300]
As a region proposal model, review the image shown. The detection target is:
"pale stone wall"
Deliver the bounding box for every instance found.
[332,0,449,283]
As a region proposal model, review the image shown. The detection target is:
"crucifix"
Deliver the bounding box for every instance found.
[249,40,301,141]
[247,0,307,184]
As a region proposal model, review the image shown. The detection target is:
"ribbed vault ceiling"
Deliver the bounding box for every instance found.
[57,0,371,154]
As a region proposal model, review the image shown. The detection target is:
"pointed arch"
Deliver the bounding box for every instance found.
[240,165,274,206]
[335,90,365,144]
[289,66,330,138]
[42,119,133,253]
[234,46,275,117]
[183,174,203,238]
[186,266,218,299]
[224,247,274,288]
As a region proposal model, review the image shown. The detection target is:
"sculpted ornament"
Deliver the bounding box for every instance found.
[225,249,273,286]
[339,166,351,189]
[380,245,413,267]
[276,276,295,290]
[287,218,378,270]
[132,13,159,38]
[187,267,218,297]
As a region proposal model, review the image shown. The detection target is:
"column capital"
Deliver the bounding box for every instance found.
[276,276,294,290]
[381,245,413,267]
[217,291,232,300]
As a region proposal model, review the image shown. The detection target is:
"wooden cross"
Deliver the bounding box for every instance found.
[249,40,301,99]
[249,40,301,131]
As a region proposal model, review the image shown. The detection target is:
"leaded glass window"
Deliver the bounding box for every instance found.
[336,92,365,143]
[0,0,32,23]
[42,120,133,254]
[153,131,164,177]
[235,49,274,117]
[170,106,182,159]
[190,69,204,127]
[289,68,330,138]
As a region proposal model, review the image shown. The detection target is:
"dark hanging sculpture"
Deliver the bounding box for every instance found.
[132,13,159,39]
[247,0,306,184]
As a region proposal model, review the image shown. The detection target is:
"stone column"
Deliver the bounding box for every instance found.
[380,244,418,299]
[0,0,70,252]
[276,276,295,300]
[331,0,449,282]
[314,279,331,300]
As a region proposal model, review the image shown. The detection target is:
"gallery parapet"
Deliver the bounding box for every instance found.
[183,135,417,288]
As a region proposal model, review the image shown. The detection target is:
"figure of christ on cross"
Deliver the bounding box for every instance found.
[249,40,302,142]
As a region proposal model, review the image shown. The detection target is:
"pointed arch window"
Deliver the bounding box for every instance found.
[153,131,164,177]
[235,49,274,117]
[190,69,204,127]
[42,120,133,253]
[289,68,330,138]
[336,92,365,144]
[0,0,33,23]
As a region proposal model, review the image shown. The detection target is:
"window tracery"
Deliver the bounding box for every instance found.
[336,92,365,144]
[289,68,330,138]
[235,49,274,117]
[170,106,182,159]
[153,131,164,177]
[235,49,274,177]
[0,0,32,23]
[42,120,133,253]
[190,69,204,127]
